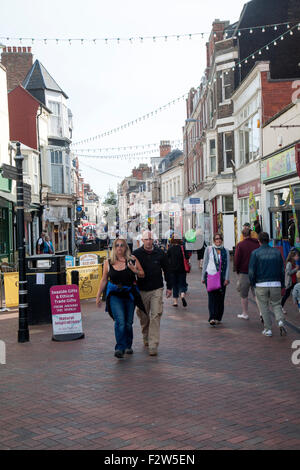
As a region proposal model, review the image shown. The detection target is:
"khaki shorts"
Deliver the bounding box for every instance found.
[237,273,254,299]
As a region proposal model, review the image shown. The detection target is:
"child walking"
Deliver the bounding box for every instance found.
[281,250,299,313]
[292,271,300,313]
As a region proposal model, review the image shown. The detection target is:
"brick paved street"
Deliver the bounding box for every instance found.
[0,255,300,450]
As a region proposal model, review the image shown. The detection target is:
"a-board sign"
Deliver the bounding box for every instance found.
[79,253,98,266]
[50,284,84,341]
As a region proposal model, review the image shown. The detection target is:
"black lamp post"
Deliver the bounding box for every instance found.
[15,142,29,343]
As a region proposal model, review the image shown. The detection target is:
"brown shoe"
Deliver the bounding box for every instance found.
[149,348,158,356]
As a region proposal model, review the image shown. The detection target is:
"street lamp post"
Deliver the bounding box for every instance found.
[15,142,30,343]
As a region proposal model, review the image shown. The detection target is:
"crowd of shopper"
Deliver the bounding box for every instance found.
[96,222,297,358]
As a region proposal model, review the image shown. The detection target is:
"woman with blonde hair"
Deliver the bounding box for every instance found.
[96,238,145,358]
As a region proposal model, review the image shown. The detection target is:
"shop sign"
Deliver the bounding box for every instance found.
[237,179,261,198]
[66,265,103,300]
[65,255,75,267]
[79,253,98,266]
[261,147,296,182]
[0,173,11,193]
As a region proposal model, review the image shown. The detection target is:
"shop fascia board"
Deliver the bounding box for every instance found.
[262,175,299,191]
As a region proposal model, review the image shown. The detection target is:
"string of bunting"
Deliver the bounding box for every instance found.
[72,139,183,153]
[77,149,159,159]
[68,22,300,148]
[71,94,187,147]
[1,21,295,45]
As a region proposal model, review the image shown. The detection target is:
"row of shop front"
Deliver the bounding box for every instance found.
[180,142,300,253]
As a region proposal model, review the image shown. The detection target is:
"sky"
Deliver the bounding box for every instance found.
[1,0,247,198]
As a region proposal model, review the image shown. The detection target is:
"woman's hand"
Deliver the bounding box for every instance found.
[128,256,139,274]
[96,295,102,308]
[224,280,230,286]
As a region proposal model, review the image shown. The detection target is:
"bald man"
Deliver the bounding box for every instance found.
[133,230,172,356]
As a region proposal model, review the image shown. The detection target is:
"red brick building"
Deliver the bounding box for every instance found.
[8,85,49,150]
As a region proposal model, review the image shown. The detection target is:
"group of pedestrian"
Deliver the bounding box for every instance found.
[234,224,297,337]
[96,220,298,358]
[96,230,193,358]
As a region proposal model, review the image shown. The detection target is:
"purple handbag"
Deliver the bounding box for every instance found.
[206,250,222,292]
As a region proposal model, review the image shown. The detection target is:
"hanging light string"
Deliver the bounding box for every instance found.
[1,21,295,45]
[71,94,187,147]
[1,32,207,45]
[227,21,298,37]
[204,22,300,87]
[230,21,299,72]
[49,22,300,152]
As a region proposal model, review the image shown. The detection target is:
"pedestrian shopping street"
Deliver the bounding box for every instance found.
[0,255,299,450]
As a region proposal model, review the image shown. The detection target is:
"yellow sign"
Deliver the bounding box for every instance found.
[77,250,108,258]
[3,272,19,308]
[66,265,103,300]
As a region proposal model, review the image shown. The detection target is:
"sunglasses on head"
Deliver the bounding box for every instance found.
[214,238,222,241]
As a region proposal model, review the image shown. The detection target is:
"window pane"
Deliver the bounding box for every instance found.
[210,156,216,173]
[239,131,244,165]
[245,131,250,163]
[210,139,216,156]
[51,165,63,193]
[223,195,234,212]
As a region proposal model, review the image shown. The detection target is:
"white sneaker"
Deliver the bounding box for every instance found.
[262,329,272,337]
[237,313,249,320]
[278,320,287,336]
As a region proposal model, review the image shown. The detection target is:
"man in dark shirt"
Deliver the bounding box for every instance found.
[234,227,260,321]
[133,230,172,356]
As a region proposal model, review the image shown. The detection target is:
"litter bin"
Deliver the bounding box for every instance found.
[26,254,66,325]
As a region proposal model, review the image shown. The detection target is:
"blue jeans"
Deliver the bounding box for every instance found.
[110,295,135,351]
[170,272,187,298]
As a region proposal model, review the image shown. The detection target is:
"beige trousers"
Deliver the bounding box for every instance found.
[136,288,164,350]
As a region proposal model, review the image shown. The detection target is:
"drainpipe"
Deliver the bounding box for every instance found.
[36,106,43,233]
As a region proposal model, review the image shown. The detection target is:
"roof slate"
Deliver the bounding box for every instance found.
[23,60,68,99]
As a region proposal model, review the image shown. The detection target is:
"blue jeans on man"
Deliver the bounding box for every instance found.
[110,296,135,351]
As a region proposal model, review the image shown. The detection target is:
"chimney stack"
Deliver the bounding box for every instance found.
[159,140,171,158]
[1,46,33,92]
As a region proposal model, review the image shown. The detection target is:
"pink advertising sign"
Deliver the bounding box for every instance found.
[50,285,84,341]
